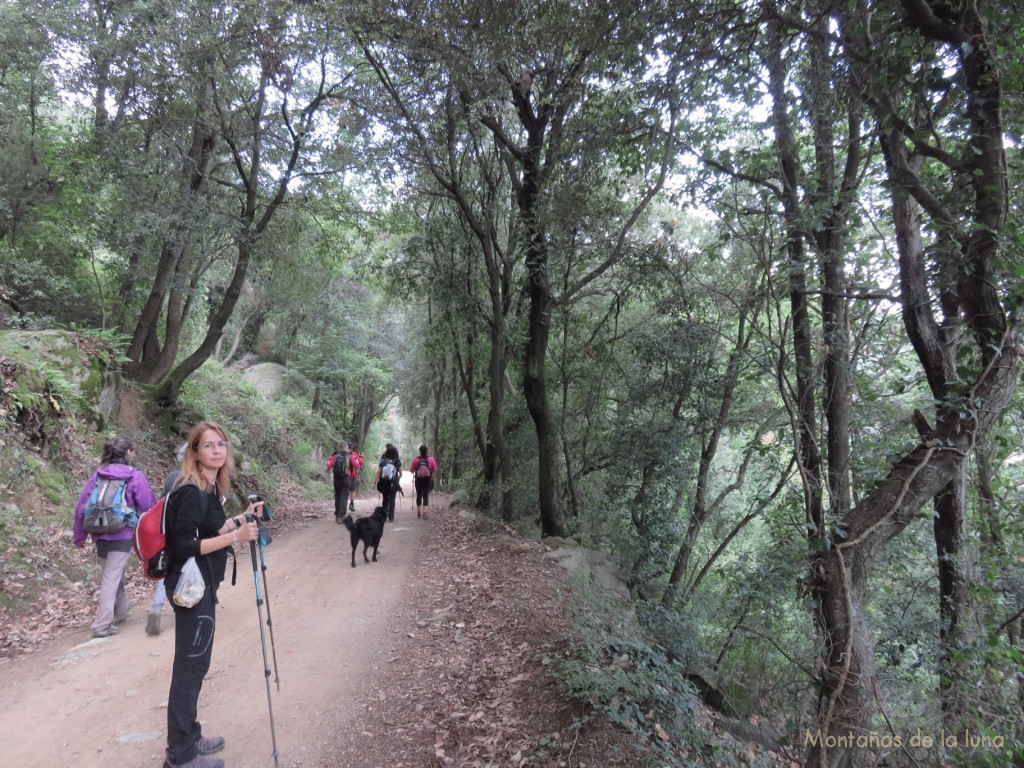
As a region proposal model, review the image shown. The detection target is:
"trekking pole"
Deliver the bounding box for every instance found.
[249,497,281,689]
[256,522,281,691]
[246,514,280,768]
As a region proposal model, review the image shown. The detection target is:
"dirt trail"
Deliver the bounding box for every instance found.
[1,489,424,768]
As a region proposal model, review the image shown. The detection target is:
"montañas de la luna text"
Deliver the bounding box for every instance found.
[803,729,1006,750]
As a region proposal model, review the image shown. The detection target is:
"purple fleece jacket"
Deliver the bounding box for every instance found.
[73,463,157,548]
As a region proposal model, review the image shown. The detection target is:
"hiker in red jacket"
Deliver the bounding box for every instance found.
[329,441,354,522]
[347,444,364,511]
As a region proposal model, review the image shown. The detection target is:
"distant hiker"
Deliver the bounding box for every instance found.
[73,437,157,638]
[146,441,187,636]
[162,420,264,768]
[347,442,364,512]
[374,443,402,523]
[410,444,439,520]
[330,440,355,523]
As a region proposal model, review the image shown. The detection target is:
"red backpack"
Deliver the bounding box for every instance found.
[132,495,170,580]
[349,450,363,479]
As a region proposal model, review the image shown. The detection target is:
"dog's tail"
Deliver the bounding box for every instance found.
[340,513,355,532]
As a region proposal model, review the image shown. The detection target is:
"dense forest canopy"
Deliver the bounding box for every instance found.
[1,0,1022,765]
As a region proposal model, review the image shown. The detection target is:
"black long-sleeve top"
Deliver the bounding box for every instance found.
[165,482,228,595]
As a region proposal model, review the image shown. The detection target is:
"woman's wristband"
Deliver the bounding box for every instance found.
[233,515,242,529]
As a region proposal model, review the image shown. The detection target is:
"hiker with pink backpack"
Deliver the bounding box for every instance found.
[410,444,439,520]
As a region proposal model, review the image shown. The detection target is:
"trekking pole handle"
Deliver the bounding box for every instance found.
[245,513,260,570]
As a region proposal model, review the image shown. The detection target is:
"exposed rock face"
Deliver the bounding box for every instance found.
[1,330,113,425]
[5,330,106,397]
[543,542,631,599]
[241,362,286,398]
[240,362,314,400]
[501,513,631,600]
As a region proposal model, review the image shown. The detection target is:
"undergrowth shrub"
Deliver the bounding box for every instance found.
[561,573,710,766]
[177,361,334,498]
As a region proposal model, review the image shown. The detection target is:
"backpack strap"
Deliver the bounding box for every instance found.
[125,468,140,525]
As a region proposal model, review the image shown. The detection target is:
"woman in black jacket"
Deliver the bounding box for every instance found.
[162,421,264,768]
[373,443,402,523]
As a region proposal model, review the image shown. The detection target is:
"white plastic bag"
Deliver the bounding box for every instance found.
[173,557,206,607]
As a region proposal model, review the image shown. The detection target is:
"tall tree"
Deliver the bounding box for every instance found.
[151,4,355,402]
[356,28,523,519]
[360,0,681,536]
[693,0,1019,761]
[803,1,1020,764]
[0,3,58,244]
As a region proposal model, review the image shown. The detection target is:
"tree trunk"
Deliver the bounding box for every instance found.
[430,372,441,479]
[766,19,825,545]
[932,467,976,726]
[357,385,375,448]
[125,106,219,378]
[146,241,201,384]
[809,6,856,522]
[662,314,750,610]
[154,240,253,405]
[220,306,260,368]
[514,84,563,536]
[523,229,563,537]
[487,321,514,521]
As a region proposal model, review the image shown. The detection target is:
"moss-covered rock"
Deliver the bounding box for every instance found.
[0,330,114,429]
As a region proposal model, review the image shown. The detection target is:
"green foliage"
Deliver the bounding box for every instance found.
[62,326,131,363]
[0,330,110,446]
[176,360,335,499]
[561,576,707,766]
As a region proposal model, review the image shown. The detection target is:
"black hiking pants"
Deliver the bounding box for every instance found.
[381,487,397,522]
[166,584,216,765]
[334,474,353,519]
[415,476,433,508]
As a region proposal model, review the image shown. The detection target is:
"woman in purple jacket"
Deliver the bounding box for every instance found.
[73,437,157,638]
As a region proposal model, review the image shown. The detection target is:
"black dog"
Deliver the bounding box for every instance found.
[341,506,387,568]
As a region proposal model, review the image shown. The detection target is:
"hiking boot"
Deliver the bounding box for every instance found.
[335,514,343,524]
[145,611,162,636]
[92,625,120,638]
[163,753,225,768]
[349,501,355,512]
[196,735,225,755]
[417,511,421,519]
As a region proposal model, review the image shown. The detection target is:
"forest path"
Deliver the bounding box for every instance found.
[0,485,424,768]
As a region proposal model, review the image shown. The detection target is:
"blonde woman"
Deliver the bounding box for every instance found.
[162,421,264,768]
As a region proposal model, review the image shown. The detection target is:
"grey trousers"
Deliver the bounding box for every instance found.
[151,579,167,611]
[92,543,131,632]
